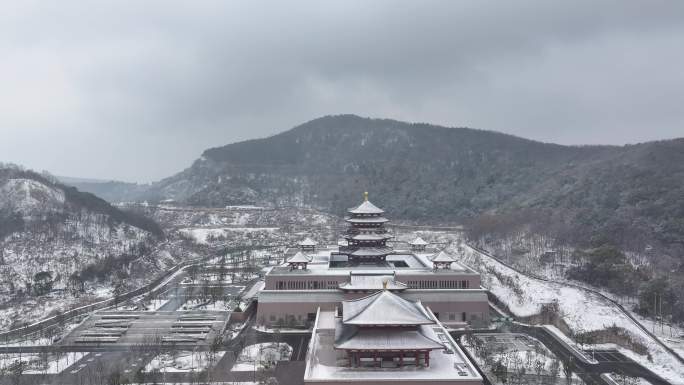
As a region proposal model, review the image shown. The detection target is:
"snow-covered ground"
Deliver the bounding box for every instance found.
[460,242,684,384]
[625,308,684,359]
[181,299,234,311]
[604,373,654,385]
[144,351,225,373]
[227,320,249,340]
[141,298,170,311]
[231,343,292,372]
[182,274,235,284]
[0,351,86,374]
[180,227,279,244]
[461,333,583,384]
[0,314,85,347]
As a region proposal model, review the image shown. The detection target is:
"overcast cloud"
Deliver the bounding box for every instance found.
[1,1,683,182]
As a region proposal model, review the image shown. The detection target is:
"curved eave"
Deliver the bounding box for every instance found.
[345,217,389,224]
[345,234,393,241]
[334,344,443,351]
[334,328,444,351]
[342,320,436,326]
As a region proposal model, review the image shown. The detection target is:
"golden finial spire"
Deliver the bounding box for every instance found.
[382,279,388,290]
[364,191,369,201]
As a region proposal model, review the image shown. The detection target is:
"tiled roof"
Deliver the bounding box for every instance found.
[346,233,393,241]
[288,252,312,263]
[335,324,444,351]
[348,200,385,215]
[431,251,455,263]
[345,216,389,224]
[298,237,318,246]
[342,290,435,326]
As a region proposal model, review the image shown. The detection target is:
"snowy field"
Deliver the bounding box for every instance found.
[459,242,684,384]
[0,352,86,374]
[604,373,655,385]
[180,227,280,244]
[461,333,584,385]
[626,310,684,359]
[231,343,292,372]
[144,350,225,373]
[181,299,234,311]
[182,274,235,284]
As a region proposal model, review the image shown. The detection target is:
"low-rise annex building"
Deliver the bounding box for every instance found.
[256,193,489,329]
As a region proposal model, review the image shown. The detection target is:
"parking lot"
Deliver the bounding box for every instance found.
[60,310,230,347]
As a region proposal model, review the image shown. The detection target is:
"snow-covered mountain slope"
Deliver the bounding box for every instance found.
[0,177,66,214]
[0,166,164,330]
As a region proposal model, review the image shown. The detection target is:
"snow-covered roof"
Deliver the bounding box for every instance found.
[339,274,407,291]
[348,199,385,215]
[345,216,389,224]
[431,251,455,263]
[288,252,312,264]
[409,237,428,246]
[346,233,392,241]
[306,310,482,382]
[298,237,318,246]
[335,324,444,351]
[342,290,435,326]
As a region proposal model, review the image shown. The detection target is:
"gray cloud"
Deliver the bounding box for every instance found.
[1,0,684,181]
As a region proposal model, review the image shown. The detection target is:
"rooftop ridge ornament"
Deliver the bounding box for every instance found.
[382,279,388,290]
[364,191,369,201]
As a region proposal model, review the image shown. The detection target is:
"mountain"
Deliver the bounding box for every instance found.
[153,115,613,211]
[61,178,153,204]
[0,166,163,306]
[73,115,684,257]
[1,167,162,236]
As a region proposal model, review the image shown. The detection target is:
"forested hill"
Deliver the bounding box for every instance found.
[0,165,168,330]
[157,115,619,214]
[0,166,162,237]
[72,115,684,257]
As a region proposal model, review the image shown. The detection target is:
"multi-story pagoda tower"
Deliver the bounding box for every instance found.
[341,192,393,264]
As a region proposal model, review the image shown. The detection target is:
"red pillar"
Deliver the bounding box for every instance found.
[425,351,430,367]
[374,351,378,368]
[415,351,420,366]
[399,351,404,367]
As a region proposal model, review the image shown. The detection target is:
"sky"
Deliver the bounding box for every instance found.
[1,1,684,182]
